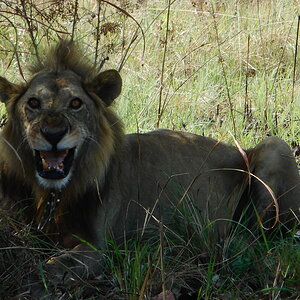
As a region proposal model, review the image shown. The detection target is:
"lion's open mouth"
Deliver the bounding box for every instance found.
[35,148,75,179]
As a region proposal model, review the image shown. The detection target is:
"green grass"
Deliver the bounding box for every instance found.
[97,203,300,299]
[0,0,299,298]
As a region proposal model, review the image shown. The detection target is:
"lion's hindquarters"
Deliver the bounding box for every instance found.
[248,136,300,227]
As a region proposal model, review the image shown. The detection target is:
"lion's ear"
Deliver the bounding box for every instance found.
[0,76,18,104]
[88,70,122,106]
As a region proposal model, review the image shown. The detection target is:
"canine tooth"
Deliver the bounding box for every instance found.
[42,158,48,170]
[59,163,64,169]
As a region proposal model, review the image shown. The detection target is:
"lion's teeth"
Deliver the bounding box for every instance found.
[59,163,64,169]
[42,158,48,170]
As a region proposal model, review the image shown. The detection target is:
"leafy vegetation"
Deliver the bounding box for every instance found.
[0,0,299,298]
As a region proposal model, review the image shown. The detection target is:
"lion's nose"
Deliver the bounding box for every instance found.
[40,128,67,148]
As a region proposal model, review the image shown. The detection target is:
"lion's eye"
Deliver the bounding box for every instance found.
[27,97,40,109]
[69,98,83,110]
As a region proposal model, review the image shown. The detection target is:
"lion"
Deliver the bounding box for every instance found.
[0,40,299,292]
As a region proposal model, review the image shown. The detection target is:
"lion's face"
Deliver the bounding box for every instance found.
[0,66,122,190]
[18,71,92,188]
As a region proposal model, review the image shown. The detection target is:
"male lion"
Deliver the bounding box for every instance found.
[0,40,299,290]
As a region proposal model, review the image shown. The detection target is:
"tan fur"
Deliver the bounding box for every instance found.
[0,40,299,290]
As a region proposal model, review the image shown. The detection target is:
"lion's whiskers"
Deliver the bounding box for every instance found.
[85,135,102,149]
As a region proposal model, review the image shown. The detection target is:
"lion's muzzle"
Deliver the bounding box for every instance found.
[32,115,77,180]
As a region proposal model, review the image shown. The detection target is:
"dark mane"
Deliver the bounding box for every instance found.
[29,40,95,80]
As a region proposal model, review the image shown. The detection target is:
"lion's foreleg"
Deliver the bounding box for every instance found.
[44,243,102,285]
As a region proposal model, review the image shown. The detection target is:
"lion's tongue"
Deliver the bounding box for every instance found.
[40,150,68,170]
